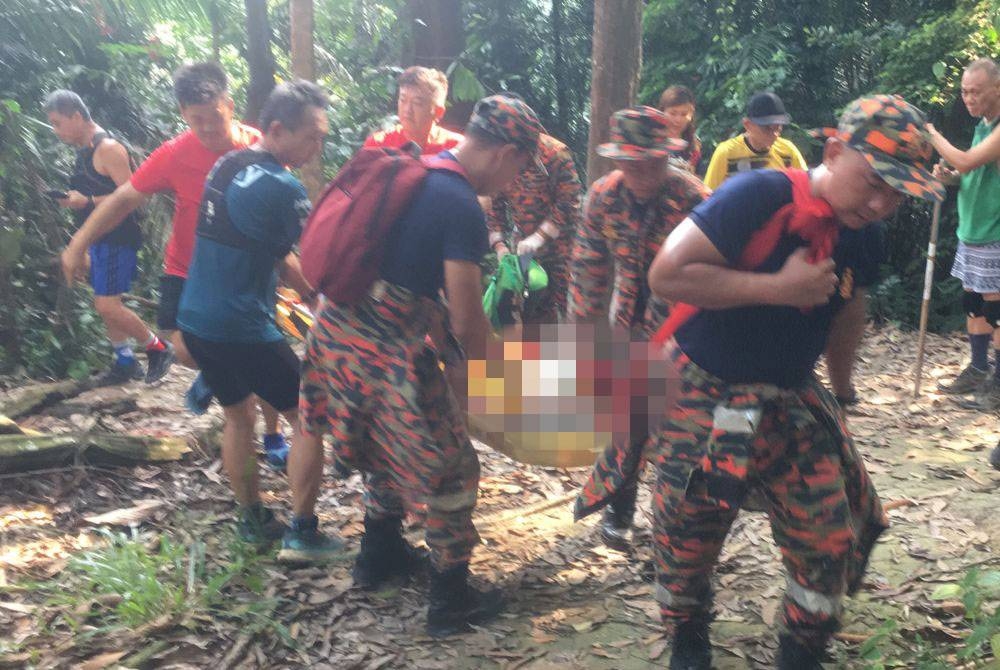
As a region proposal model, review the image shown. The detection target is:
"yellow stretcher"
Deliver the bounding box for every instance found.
[274,291,666,469]
[275,288,314,341]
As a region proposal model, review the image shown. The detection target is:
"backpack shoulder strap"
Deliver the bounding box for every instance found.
[421,155,469,179]
[197,149,278,250]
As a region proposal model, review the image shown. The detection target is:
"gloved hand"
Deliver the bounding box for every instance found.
[489,231,510,258]
[516,221,559,256]
[516,231,546,256]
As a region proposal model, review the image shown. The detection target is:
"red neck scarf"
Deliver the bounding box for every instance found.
[652,169,838,347]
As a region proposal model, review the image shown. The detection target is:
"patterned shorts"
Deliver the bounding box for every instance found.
[951,240,1000,294]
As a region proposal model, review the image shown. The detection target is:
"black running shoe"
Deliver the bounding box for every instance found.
[144,342,175,384]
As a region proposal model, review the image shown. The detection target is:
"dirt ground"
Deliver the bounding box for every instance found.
[1,326,999,669]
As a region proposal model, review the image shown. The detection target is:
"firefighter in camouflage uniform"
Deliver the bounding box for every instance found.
[487,131,584,322]
[645,95,944,670]
[285,94,547,638]
[570,106,709,550]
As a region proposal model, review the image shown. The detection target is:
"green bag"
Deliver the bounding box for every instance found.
[482,254,548,331]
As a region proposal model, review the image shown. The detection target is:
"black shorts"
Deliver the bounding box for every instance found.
[157,274,186,331]
[181,331,301,411]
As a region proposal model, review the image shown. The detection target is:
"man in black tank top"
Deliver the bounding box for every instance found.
[45,90,174,385]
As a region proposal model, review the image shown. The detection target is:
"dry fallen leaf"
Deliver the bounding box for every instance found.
[0,601,35,615]
[75,650,126,670]
[83,500,163,526]
[648,638,668,660]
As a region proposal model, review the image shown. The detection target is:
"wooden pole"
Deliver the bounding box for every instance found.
[913,200,943,397]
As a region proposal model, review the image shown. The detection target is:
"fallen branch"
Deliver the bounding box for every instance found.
[0,379,93,419]
[0,432,189,474]
[476,492,577,531]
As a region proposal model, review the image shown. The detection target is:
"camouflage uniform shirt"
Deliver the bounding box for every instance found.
[487,133,583,317]
[569,166,709,336]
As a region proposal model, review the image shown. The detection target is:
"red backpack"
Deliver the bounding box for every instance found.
[299,146,467,303]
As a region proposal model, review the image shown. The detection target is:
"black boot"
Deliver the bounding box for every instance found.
[426,562,504,637]
[351,515,428,590]
[600,484,638,552]
[777,634,824,670]
[668,619,712,670]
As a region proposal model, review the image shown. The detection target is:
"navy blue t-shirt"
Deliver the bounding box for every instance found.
[380,152,488,297]
[674,170,878,388]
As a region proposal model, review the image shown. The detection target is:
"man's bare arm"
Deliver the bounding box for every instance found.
[277,252,313,298]
[443,259,492,361]
[928,122,1000,174]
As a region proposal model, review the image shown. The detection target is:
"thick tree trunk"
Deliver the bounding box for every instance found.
[290,0,323,202]
[585,0,643,185]
[243,0,276,127]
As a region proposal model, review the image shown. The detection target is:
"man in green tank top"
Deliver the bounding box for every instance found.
[927,58,1000,466]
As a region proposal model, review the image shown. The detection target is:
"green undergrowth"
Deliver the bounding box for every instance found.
[20,526,293,657]
[861,568,1000,669]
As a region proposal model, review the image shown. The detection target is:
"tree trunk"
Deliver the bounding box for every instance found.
[290,0,323,202]
[585,0,643,185]
[550,0,569,134]
[243,0,276,127]
[209,0,222,62]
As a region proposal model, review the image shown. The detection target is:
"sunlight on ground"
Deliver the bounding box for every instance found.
[0,505,53,532]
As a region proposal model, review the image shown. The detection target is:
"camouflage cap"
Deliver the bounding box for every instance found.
[468,94,547,173]
[834,95,944,202]
[596,106,687,160]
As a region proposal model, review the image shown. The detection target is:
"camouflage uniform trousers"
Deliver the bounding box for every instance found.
[573,415,647,520]
[299,281,481,570]
[652,344,887,648]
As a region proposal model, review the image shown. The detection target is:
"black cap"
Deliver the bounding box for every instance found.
[746,92,791,126]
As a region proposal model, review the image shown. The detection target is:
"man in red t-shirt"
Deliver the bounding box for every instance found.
[363,66,463,154]
[61,62,291,468]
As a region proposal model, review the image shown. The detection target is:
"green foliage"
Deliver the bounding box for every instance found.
[643,0,999,330]
[2,0,999,378]
[462,0,594,170]
[0,0,406,376]
[863,568,1000,668]
[36,527,286,643]
[869,198,967,332]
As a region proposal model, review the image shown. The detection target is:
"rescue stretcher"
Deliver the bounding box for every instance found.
[275,261,674,469]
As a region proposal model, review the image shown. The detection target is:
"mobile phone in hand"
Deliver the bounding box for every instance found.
[45,189,69,199]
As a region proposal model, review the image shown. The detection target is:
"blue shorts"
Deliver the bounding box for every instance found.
[89,243,138,297]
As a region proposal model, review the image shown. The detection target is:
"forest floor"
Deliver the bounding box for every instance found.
[1,325,999,669]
